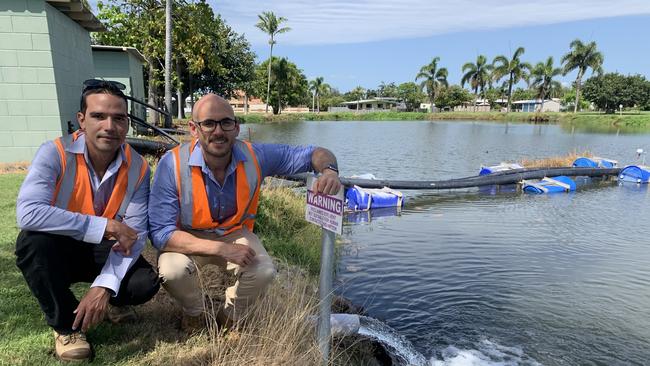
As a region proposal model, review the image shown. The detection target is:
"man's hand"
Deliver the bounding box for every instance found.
[215,242,256,267]
[73,287,111,333]
[315,169,342,195]
[105,219,138,256]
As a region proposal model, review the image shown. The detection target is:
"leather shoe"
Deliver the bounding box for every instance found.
[54,330,91,362]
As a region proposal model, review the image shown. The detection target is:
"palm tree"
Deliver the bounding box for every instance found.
[561,39,604,112]
[256,11,291,113]
[415,57,448,112]
[492,47,532,112]
[461,55,493,109]
[529,56,562,112]
[309,77,330,113]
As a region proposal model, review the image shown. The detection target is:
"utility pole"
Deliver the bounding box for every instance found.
[164,0,172,127]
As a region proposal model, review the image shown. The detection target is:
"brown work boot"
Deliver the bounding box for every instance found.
[216,308,237,331]
[181,313,206,334]
[54,330,91,362]
[105,305,138,324]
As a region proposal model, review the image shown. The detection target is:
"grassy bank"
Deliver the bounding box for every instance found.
[0,173,354,365]
[234,111,650,129]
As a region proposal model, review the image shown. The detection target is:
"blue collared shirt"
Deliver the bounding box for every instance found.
[149,140,315,250]
[16,134,150,296]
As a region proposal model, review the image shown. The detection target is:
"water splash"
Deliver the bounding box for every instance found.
[431,339,543,366]
[357,315,428,366]
[356,316,541,366]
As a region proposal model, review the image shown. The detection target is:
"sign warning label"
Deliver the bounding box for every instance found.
[305,175,343,234]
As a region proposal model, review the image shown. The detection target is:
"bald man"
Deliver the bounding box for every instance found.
[149,94,341,331]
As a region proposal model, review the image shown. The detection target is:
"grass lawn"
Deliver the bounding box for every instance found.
[0,173,337,365]
[0,174,189,365]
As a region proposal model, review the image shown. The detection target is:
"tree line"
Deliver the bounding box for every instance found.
[93,2,649,117]
[326,40,650,113]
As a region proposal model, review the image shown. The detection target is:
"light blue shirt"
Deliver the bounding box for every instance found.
[16,134,150,296]
[149,140,315,250]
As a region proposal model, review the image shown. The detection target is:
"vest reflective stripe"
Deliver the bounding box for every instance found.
[53,133,78,208]
[172,139,261,234]
[174,140,194,227]
[52,131,146,220]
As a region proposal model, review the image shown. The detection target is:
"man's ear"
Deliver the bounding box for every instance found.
[76,111,85,131]
[188,121,199,138]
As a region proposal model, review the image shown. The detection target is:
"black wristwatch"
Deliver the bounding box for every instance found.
[323,163,339,175]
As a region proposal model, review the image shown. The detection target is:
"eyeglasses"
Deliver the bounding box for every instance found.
[82,79,126,93]
[193,118,238,132]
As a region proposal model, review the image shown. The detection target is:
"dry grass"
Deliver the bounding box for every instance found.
[130,252,349,366]
[519,151,593,168]
[0,162,29,174]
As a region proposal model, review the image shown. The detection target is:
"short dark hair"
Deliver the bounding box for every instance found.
[79,79,128,114]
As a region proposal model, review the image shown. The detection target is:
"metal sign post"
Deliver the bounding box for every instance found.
[304,175,344,365]
[317,228,335,365]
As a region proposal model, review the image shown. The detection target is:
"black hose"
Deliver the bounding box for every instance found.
[126,137,175,157]
[129,114,180,145]
[159,127,189,136]
[281,167,621,190]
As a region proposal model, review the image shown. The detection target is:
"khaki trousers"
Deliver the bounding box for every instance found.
[158,228,276,320]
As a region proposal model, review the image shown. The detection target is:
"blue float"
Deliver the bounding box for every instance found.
[345,185,404,211]
[477,163,522,194]
[618,165,650,184]
[479,162,523,176]
[522,176,576,194]
[572,157,618,168]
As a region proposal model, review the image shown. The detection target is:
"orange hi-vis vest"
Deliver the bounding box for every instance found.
[52,131,148,220]
[171,139,261,235]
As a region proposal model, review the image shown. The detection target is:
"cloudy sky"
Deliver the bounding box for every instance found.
[212,0,650,45]
[91,0,650,91]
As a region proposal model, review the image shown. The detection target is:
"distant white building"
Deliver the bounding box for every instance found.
[329,97,399,112]
[512,99,561,113]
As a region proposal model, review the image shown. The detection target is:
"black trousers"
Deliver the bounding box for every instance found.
[15,230,160,334]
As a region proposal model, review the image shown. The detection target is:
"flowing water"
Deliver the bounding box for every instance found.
[357,315,428,365]
[247,120,650,365]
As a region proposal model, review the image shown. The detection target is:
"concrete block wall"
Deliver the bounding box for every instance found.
[47,2,94,136]
[1,0,56,162]
[128,53,145,121]
[0,0,93,163]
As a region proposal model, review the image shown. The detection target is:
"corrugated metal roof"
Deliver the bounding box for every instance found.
[46,0,105,32]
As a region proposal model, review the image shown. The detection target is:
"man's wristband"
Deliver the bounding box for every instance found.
[323,163,339,175]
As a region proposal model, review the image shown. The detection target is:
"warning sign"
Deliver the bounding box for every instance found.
[305,175,344,235]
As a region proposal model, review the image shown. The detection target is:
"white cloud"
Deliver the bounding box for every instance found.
[210,0,650,45]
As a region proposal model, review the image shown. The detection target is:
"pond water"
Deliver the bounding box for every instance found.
[247,120,650,365]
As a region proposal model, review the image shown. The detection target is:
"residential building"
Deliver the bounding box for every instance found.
[330,97,399,112]
[512,99,561,113]
[227,91,309,114]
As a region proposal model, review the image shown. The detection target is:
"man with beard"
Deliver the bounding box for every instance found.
[15,80,160,362]
[149,93,341,331]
